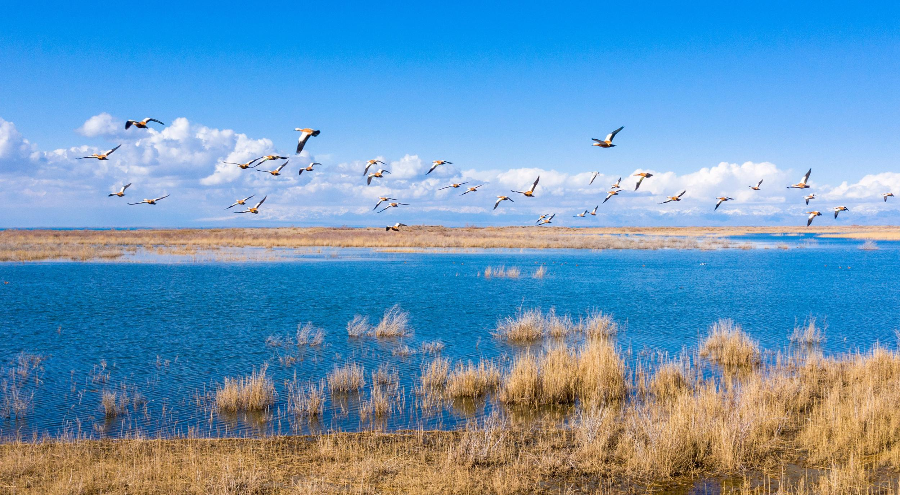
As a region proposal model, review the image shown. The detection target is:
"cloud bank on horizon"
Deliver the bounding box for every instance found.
[1,113,898,228]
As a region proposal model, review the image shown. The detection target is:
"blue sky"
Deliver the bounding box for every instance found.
[1,1,899,227]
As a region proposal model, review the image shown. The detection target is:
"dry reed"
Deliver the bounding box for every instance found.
[327,362,365,393]
[373,305,412,338]
[214,365,275,412]
[700,319,761,370]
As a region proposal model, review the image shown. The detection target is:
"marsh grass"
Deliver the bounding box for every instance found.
[532,265,547,279]
[422,341,445,355]
[494,308,546,343]
[374,305,412,338]
[445,360,501,398]
[700,319,761,370]
[214,365,275,412]
[287,380,325,418]
[484,266,521,278]
[296,323,325,347]
[9,338,900,492]
[859,240,879,250]
[346,315,371,337]
[327,362,365,393]
[790,317,825,346]
[421,358,451,390]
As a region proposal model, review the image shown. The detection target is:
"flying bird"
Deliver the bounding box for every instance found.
[298,162,321,175]
[512,176,540,197]
[367,169,390,185]
[749,179,764,191]
[373,197,396,210]
[294,128,320,154]
[385,223,407,232]
[883,192,894,202]
[591,126,624,148]
[439,182,468,190]
[714,197,734,211]
[603,190,620,204]
[125,118,164,130]
[225,157,263,169]
[589,205,599,216]
[611,177,622,189]
[537,213,555,225]
[494,196,514,210]
[461,185,483,195]
[128,194,169,206]
[235,196,267,214]
[589,172,600,185]
[427,160,452,175]
[788,169,812,189]
[633,172,653,191]
[377,202,408,213]
[364,159,385,175]
[804,193,816,206]
[258,160,289,176]
[574,210,589,218]
[258,154,288,164]
[77,144,121,160]
[226,195,255,210]
[806,211,822,227]
[108,183,131,197]
[833,206,849,219]
[535,214,550,224]
[660,190,686,204]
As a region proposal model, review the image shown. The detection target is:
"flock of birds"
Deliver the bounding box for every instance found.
[88,120,894,229]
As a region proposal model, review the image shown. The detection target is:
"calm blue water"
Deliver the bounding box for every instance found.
[1,236,898,439]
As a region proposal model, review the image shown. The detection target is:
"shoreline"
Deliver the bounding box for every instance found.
[1,225,896,262]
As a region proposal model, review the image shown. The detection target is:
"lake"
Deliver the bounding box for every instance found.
[1,235,898,440]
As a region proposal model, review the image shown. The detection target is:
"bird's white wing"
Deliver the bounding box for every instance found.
[255,196,267,208]
[153,194,169,202]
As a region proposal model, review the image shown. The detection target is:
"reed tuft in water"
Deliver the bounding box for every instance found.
[215,365,275,412]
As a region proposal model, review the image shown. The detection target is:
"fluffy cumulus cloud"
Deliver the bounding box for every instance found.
[1,113,898,227]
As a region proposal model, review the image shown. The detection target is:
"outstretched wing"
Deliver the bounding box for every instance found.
[426,163,439,175]
[676,190,686,198]
[106,144,122,156]
[125,120,135,129]
[756,179,763,188]
[589,172,599,185]
[122,183,132,192]
[635,176,645,191]
[254,196,267,209]
[800,169,811,184]
[296,130,315,154]
[152,194,169,202]
[605,126,624,142]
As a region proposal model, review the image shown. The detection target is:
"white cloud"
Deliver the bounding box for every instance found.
[2,114,898,228]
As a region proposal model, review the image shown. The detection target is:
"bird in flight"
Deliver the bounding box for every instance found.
[787,169,812,189]
[806,211,822,226]
[512,176,540,197]
[377,202,408,213]
[364,159,385,175]
[611,177,622,189]
[294,128,320,154]
[494,196,514,210]
[633,172,653,191]
[714,197,733,211]
[603,190,620,204]
[573,210,589,218]
[537,213,555,225]
[439,182,468,191]
[589,172,600,185]
[225,157,263,169]
[591,126,624,148]
[77,144,121,160]
[385,223,407,232]
[804,193,816,206]
[258,154,289,164]
[883,192,894,202]
[373,197,396,210]
[235,196,267,214]
[833,206,849,219]
[427,160,452,175]
[298,162,321,176]
[589,205,599,216]
[108,183,131,197]
[367,169,390,185]
[535,214,549,224]
[125,118,164,130]
[461,185,483,195]
[258,160,289,176]
[660,190,687,204]
[749,179,764,191]
[226,195,255,210]
[129,194,169,206]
